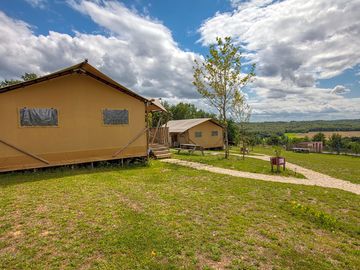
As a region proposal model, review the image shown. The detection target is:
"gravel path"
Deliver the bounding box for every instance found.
[161,158,360,195]
[236,152,355,184]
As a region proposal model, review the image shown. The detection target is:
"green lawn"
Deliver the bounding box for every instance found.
[1,163,359,269]
[173,152,305,178]
[247,146,360,184]
[284,133,298,139]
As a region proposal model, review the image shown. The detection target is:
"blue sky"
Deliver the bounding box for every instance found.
[0,0,230,53]
[0,0,359,121]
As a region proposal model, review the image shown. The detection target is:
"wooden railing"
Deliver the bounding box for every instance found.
[149,127,169,146]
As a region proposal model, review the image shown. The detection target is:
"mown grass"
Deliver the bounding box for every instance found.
[249,146,360,184]
[173,152,305,178]
[0,162,359,269]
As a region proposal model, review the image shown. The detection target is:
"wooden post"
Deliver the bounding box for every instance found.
[151,115,163,145]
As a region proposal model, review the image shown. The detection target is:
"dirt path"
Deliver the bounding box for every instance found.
[236,152,353,184]
[161,158,360,195]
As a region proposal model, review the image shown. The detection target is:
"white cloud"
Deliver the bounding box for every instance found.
[200,0,360,80]
[0,1,200,99]
[1,0,359,121]
[331,85,350,95]
[25,0,47,9]
[199,0,360,120]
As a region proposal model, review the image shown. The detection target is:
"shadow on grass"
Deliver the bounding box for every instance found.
[0,161,150,188]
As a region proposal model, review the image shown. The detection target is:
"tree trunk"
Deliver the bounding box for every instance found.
[242,140,245,160]
[224,122,229,159]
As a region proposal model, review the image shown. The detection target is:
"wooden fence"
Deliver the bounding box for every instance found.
[149,127,169,146]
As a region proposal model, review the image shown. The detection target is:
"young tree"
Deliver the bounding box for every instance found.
[313,132,326,145]
[267,135,281,146]
[231,93,252,159]
[248,134,260,150]
[349,142,360,155]
[193,37,255,158]
[227,119,240,145]
[328,133,343,154]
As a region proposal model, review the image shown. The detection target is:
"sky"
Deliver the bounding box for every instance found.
[0,0,359,122]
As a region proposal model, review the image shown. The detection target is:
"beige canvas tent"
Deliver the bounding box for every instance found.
[0,61,168,172]
[167,118,224,149]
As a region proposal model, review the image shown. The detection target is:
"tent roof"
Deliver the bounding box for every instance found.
[0,60,149,103]
[146,98,167,112]
[166,118,223,133]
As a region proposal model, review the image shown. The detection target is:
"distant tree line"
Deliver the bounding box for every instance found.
[265,132,360,155]
[149,101,215,127]
[247,119,360,134]
[163,101,215,120]
[0,73,38,88]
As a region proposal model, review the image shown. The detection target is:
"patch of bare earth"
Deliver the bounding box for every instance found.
[113,191,143,212]
[197,253,232,270]
[79,252,106,270]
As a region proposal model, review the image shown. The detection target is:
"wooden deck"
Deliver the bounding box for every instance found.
[149,127,171,159]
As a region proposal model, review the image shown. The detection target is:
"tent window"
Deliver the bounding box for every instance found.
[20,108,58,127]
[195,131,202,138]
[103,109,129,125]
[211,131,218,136]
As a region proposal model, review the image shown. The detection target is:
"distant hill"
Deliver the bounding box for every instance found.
[248,119,360,135]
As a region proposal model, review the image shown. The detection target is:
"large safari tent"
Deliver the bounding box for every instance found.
[167,118,224,149]
[0,61,167,172]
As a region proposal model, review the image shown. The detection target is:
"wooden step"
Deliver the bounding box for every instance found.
[153,150,170,155]
[155,153,171,159]
[152,147,169,152]
[150,144,168,149]
[149,144,171,159]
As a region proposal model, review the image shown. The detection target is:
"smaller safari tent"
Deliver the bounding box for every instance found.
[0,61,167,172]
[294,141,323,153]
[167,118,224,149]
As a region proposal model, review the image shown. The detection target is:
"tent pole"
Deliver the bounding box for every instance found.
[0,139,50,165]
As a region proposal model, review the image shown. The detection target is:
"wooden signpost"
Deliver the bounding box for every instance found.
[270,157,286,172]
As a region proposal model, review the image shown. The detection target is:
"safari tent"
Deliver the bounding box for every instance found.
[167,118,224,149]
[0,61,167,172]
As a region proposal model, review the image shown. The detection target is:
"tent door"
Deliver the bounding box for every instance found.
[171,134,179,147]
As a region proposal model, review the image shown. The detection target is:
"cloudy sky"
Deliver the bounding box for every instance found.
[0,0,359,121]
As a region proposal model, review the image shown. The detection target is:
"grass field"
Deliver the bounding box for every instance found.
[1,162,359,269]
[285,131,360,139]
[173,152,305,178]
[248,146,360,184]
